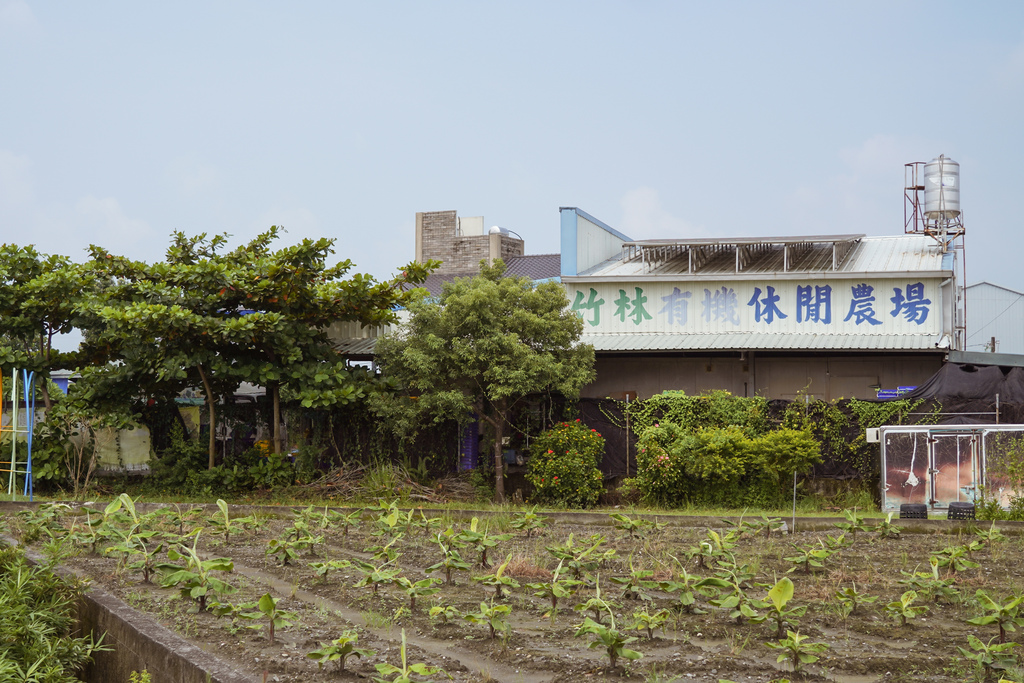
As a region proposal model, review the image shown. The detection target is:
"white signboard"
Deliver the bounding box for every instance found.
[567,278,941,336]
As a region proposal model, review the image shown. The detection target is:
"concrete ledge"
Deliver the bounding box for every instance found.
[4,501,1020,536]
[76,583,255,683]
[4,536,254,683]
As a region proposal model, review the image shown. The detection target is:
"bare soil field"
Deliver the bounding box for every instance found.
[8,502,1024,683]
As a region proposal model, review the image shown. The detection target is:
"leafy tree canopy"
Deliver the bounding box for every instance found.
[80,227,434,465]
[373,259,595,501]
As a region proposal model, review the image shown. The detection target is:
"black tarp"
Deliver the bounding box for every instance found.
[901,362,1024,404]
[893,362,1024,424]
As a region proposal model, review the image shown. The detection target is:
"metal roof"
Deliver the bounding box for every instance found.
[504,253,561,280]
[582,332,944,352]
[574,234,949,280]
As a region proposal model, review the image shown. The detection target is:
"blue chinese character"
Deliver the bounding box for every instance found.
[890,282,931,325]
[571,288,605,327]
[614,287,653,326]
[796,285,832,324]
[843,283,882,326]
[702,287,740,325]
[747,286,788,324]
[659,287,692,326]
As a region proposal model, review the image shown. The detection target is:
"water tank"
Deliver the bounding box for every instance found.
[923,155,960,220]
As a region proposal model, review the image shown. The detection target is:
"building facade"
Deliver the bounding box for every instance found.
[965,281,1024,356]
[560,207,959,401]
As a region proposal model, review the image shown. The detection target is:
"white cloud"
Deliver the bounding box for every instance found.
[0,149,33,210]
[75,195,154,246]
[167,156,223,197]
[0,0,35,33]
[618,187,708,240]
[994,31,1024,86]
[786,134,928,234]
[251,206,320,235]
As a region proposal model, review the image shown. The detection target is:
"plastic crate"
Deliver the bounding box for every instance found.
[899,503,928,519]
[947,501,976,520]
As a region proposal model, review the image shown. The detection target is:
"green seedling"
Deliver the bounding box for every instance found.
[456,517,512,568]
[575,608,643,670]
[426,532,472,585]
[833,508,870,539]
[337,509,363,536]
[975,521,1007,548]
[767,631,829,673]
[352,559,401,595]
[472,553,520,600]
[750,577,807,639]
[708,581,765,624]
[835,582,877,618]
[957,634,1019,682]
[527,560,582,624]
[898,557,961,605]
[574,576,620,625]
[237,593,297,644]
[546,533,616,579]
[463,599,512,640]
[208,499,253,542]
[610,556,658,602]
[157,532,235,612]
[511,505,548,538]
[266,538,302,566]
[395,576,442,610]
[412,510,442,537]
[686,529,737,570]
[872,512,902,539]
[629,608,669,639]
[309,559,352,582]
[428,604,462,625]
[367,535,403,563]
[784,541,834,574]
[372,629,446,683]
[307,630,375,671]
[609,513,663,538]
[714,560,757,590]
[885,590,929,626]
[967,590,1024,644]
[932,544,980,574]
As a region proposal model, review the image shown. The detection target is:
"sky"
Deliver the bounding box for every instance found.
[2,3,1024,316]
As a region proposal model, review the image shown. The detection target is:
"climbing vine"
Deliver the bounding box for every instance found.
[625,390,771,439]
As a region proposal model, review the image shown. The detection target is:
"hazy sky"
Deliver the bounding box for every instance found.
[3,2,1023,297]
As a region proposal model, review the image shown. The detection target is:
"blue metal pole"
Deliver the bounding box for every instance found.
[21,370,33,501]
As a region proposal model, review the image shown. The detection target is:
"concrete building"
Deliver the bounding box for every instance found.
[965,281,1024,356]
[560,207,961,401]
[333,207,964,402]
[414,210,559,296]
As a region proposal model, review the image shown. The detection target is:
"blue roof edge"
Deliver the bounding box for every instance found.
[560,206,633,242]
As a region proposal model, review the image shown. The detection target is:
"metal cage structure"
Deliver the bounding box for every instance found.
[880,424,1024,512]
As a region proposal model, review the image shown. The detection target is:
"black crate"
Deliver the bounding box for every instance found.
[899,503,928,519]
[947,501,976,520]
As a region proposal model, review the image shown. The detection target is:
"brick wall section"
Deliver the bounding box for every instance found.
[416,210,524,275]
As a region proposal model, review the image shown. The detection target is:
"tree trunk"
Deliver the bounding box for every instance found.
[271,382,282,455]
[493,418,505,503]
[39,332,53,412]
[196,364,216,469]
[491,400,507,503]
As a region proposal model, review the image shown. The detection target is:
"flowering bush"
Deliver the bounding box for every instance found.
[526,420,605,508]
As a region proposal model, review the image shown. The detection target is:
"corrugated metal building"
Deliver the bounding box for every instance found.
[560,207,961,401]
[965,282,1024,356]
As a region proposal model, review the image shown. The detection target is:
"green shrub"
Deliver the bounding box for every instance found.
[526,420,605,508]
[634,422,820,508]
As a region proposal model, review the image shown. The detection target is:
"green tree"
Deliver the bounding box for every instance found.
[82,228,433,467]
[0,245,88,410]
[373,260,595,501]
